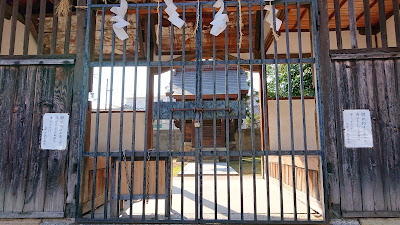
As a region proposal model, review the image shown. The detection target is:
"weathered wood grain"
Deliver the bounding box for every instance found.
[0,211,64,219]
[22,0,33,55]
[4,66,37,212]
[324,61,341,209]
[44,66,73,212]
[330,56,400,215]
[0,66,17,212]
[381,60,400,211]
[362,0,372,48]
[67,0,87,212]
[0,0,6,54]
[356,60,384,211]
[335,61,363,212]
[374,60,393,211]
[347,0,358,49]
[333,0,342,49]
[8,0,19,55]
[377,0,388,48]
[393,59,400,211]
[23,67,55,212]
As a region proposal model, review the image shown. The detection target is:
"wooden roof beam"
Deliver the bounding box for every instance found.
[291,8,307,31]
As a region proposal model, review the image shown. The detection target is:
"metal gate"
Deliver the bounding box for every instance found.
[75,0,327,223]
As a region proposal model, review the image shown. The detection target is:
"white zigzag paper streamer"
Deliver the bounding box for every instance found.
[110,0,130,40]
[264,4,282,32]
[210,0,229,36]
[164,0,185,28]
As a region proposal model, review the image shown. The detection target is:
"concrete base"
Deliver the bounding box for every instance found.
[178,162,239,176]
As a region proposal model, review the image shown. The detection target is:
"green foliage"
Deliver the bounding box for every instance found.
[266,63,315,98]
[243,64,314,128]
[245,113,260,129]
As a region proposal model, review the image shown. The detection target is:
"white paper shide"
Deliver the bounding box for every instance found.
[343,109,374,148]
[41,113,70,150]
[210,0,229,36]
[110,0,130,40]
[264,4,282,32]
[164,0,185,28]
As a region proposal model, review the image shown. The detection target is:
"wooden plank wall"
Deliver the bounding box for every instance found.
[0,65,74,218]
[325,56,400,217]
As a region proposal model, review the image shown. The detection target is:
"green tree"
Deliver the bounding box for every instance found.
[266,63,315,98]
[244,64,314,128]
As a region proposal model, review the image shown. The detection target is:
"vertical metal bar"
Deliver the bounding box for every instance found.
[9,0,19,55]
[37,0,46,54]
[248,3,257,221]
[284,2,297,221]
[236,2,244,221]
[224,3,231,220]
[392,0,400,47]
[377,0,388,47]
[362,0,372,48]
[167,9,174,220]
[90,7,105,219]
[104,8,117,218]
[75,2,92,220]
[310,0,329,221]
[272,3,284,220]
[116,10,128,217]
[23,0,33,55]
[198,5,204,220]
[297,1,310,221]
[64,0,73,54]
[142,6,151,219]
[212,6,218,221]
[194,3,202,221]
[333,0,342,49]
[155,4,162,220]
[51,0,59,54]
[130,5,140,218]
[0,0,7,54]
[260,2,270,220]
[180,5,186,221]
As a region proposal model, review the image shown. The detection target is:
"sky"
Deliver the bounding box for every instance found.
[92,66,260,110]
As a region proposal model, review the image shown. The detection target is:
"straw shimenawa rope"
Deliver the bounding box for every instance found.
[238,0,243,48]
[194,0,200,32]
[56,0,71,27]
[157,0,160,44]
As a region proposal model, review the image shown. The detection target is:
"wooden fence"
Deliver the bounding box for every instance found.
[322,50,400,217]
[0,64,74,218]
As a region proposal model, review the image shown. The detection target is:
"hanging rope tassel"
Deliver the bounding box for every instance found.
[56,0,71,27]
[264,3,282,41]
[238,0,243,48]
[195,0,200,32]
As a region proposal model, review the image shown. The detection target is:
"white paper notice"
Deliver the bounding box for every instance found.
[343,109,373,148]
[41,113,70,150]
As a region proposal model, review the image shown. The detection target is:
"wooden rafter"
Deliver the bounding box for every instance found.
[328,0,347,21]
[291,8,308,31]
